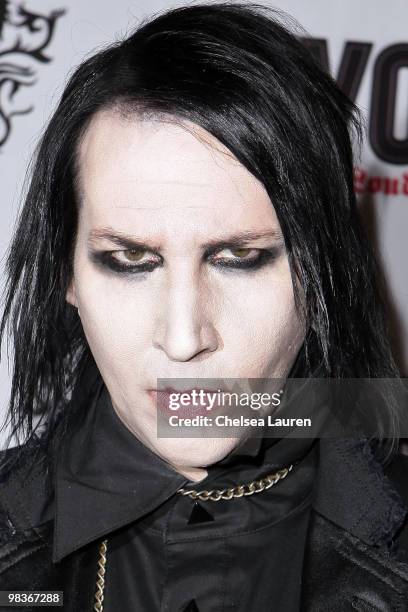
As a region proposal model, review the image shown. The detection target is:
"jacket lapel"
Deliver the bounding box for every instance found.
[302,510,408,611]
[313,438,408,548]
[301,438,408,610]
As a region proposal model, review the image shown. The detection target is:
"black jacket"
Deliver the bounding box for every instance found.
[0,384,408,611]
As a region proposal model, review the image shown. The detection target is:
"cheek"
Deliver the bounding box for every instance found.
[73,261,155,366]
[219,269,303,347]
[214,266,305,377]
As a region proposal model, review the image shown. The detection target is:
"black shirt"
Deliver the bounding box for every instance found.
[54,378,318,611]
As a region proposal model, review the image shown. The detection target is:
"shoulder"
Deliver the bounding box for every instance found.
[0,438,54,536]
[302,447,408,608]
[0,366,102,536]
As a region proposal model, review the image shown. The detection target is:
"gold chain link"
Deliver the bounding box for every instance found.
[93,462,294,609]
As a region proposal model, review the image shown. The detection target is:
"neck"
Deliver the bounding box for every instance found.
[173,464,209,482]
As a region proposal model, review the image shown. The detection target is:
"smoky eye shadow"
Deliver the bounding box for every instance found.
[88,244,283,277]
[88,250,160,275]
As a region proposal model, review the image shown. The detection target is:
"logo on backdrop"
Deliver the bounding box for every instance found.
[0,0,65,149]
[303,37,408,197]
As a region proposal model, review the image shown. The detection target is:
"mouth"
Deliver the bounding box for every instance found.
[147,387,226,418]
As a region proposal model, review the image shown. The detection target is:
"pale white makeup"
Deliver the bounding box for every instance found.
[66,109,306,482]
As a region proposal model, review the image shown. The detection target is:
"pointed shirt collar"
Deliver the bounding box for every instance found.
[53,378,314,562]
[54,380,187,562]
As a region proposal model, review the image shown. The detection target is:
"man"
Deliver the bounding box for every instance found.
[0,3,407,610]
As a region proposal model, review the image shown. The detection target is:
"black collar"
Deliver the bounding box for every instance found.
[53,379,316,562]
[1,376,406,564]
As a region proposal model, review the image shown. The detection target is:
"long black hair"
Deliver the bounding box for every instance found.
[0,2,401,471]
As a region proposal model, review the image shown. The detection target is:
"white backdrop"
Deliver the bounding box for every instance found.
[0,0,407,445]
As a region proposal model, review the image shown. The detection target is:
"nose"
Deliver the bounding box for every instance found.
[152,273,219,362]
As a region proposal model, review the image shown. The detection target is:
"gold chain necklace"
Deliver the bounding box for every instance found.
[93,463,294,611]
[177,463,294,501]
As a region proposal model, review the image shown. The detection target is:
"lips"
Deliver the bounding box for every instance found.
[147,388,224,417]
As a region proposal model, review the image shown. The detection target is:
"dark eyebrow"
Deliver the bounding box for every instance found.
[200,229,284,250]
[88,228,162,251]
[87,227,284,252]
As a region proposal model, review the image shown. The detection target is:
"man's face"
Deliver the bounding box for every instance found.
[66,109,306,481]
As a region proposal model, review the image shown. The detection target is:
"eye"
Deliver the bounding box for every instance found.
[209,247,276,270]
[90,248,163,275]
[121,249,150,262]
[212,247,258,260]
[110,248,163,269]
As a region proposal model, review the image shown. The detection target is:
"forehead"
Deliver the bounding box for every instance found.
[75,109,279,232]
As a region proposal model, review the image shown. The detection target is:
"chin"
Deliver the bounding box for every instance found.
[154,437,238,467]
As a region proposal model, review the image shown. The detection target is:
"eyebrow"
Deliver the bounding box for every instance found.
[87,227,285,252]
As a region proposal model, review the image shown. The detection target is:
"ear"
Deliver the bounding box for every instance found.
[66,278,78,308]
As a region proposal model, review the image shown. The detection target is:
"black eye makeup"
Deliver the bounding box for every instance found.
[89,249,162,275]
[88,245,283,277]
[209,247,281,271]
